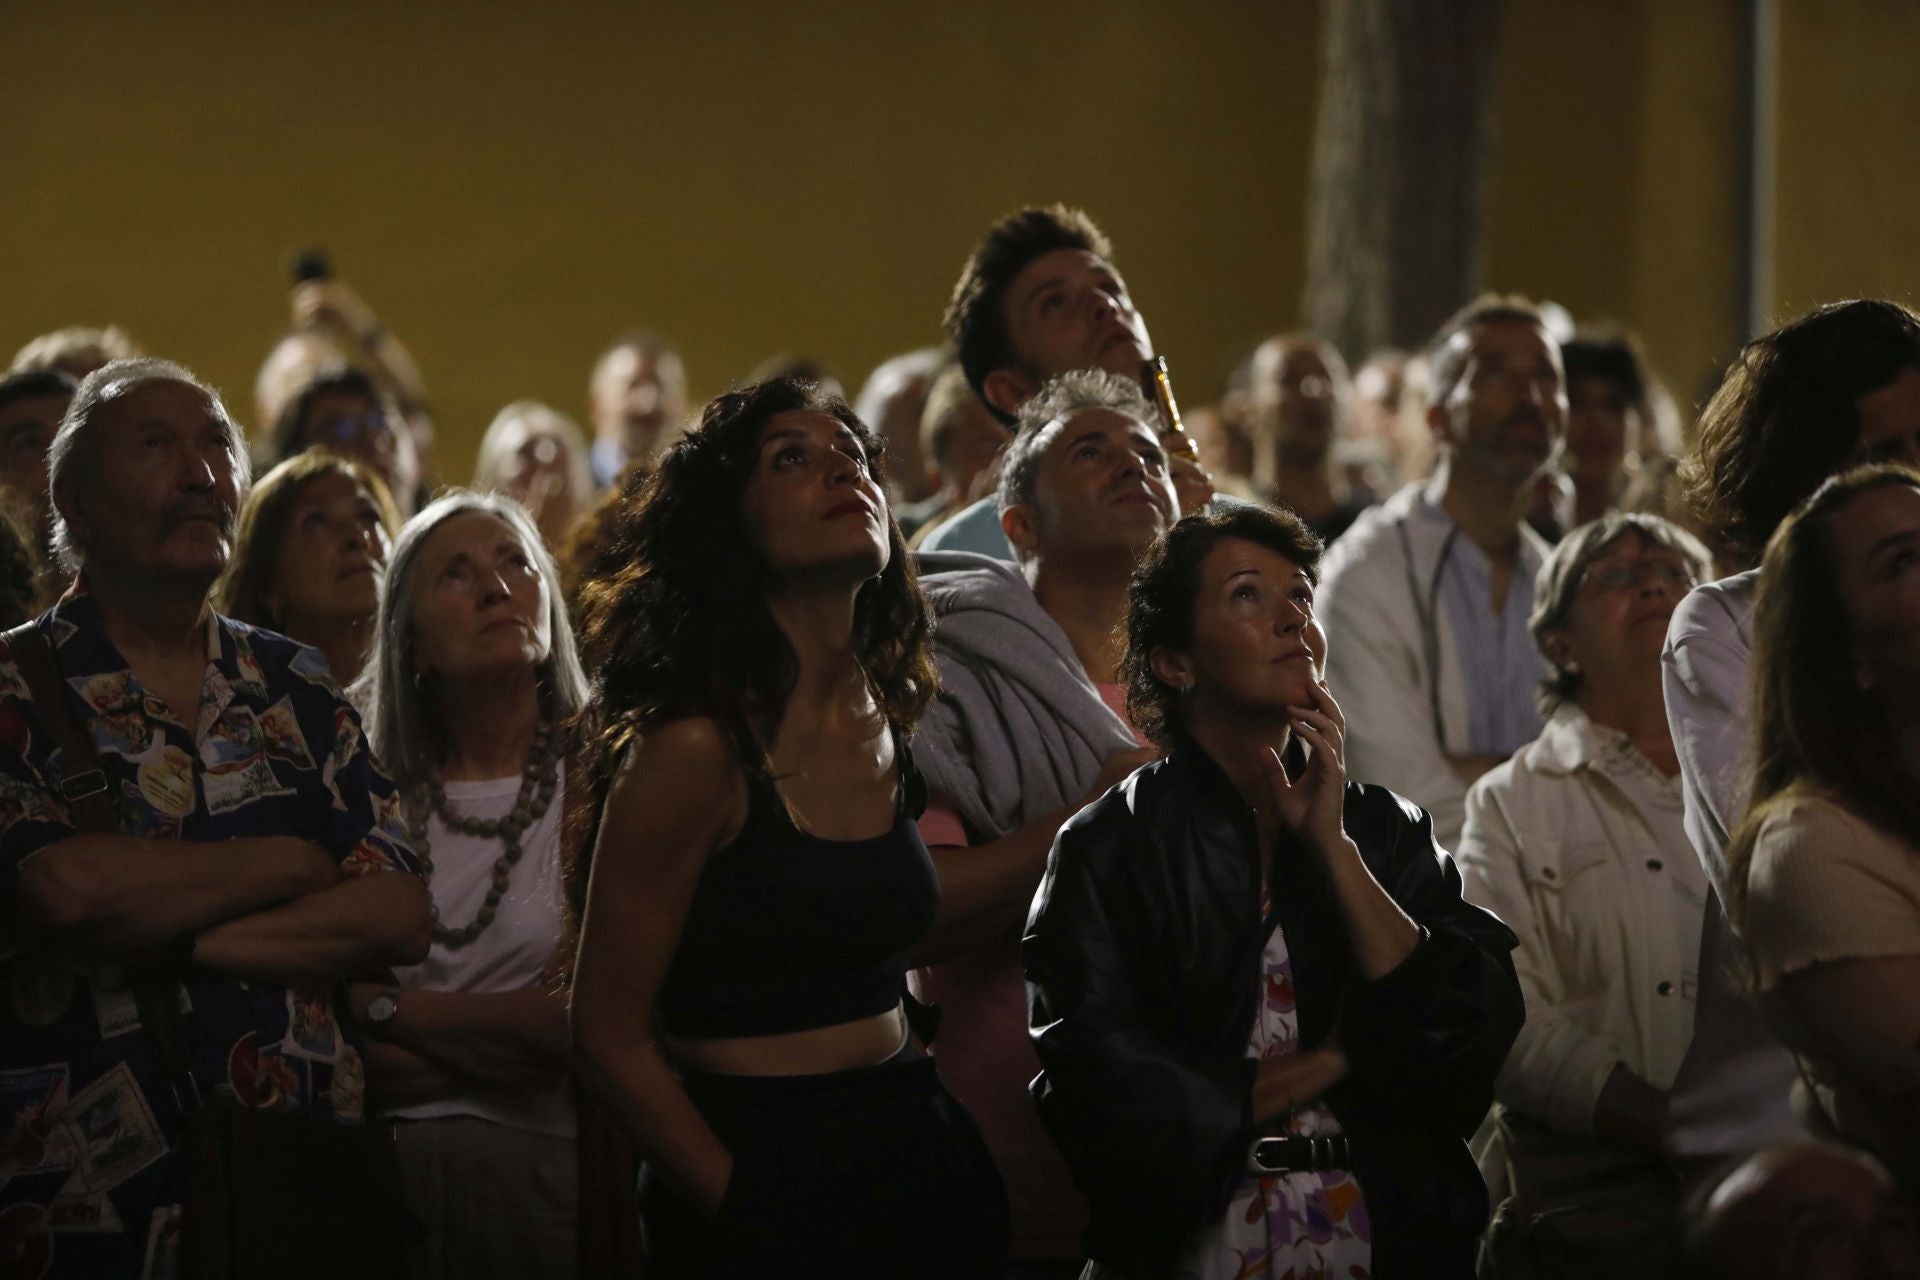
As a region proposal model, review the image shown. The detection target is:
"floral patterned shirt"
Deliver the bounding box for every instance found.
[0,587,420,1280]
[1173,921,1374,1280]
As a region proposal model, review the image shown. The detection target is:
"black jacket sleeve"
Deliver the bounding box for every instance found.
[1337,786,1526,1137]
[1024,806,1257,1253]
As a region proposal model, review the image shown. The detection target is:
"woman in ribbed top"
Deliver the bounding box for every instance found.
[1728,463,1920,1194]
[566,378,1007,1277]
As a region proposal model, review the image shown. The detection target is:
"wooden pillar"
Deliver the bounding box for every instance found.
[1302,0,1500,360]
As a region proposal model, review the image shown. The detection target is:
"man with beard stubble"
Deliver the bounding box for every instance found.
[1317,297,1568,848]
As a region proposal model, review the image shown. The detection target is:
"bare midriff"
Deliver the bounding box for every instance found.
[665,1003,909,1076]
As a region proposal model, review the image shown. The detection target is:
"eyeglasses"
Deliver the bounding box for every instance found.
[308,412,394,448]
[1580,558,1697,592]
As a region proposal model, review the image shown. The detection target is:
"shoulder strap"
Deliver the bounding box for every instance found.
[1,621,117,834]
[893,724,927,821]
[3,622,193,1085]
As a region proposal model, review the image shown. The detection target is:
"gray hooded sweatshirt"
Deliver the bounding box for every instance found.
[912,551,1139,841]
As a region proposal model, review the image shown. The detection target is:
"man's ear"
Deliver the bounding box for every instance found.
[983,368,1038,420]
[50,483,85,555]
[1001,502,1040,560]
[1426,400,1456,447]
[1149,647,1194,692]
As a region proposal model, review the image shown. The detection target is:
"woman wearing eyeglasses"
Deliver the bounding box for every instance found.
[1455,513,1714,1276]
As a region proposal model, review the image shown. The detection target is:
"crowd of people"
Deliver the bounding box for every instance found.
[2,204,1919,1280]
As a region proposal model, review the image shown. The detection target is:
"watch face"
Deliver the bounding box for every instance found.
[368,995,396,1024]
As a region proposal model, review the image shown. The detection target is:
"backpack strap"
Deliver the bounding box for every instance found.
[1,621,117,835]
[3,620,193,1083]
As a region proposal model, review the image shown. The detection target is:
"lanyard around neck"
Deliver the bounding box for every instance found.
[1395,516,1462,755]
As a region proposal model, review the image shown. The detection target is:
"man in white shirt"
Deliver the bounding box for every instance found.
[1319,296,1566,848]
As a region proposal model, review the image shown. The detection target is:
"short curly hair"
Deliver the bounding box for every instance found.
[1122,504,1323,747]
[943,206,1113,426]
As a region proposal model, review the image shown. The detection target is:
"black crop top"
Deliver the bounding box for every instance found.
[654,740,941,1039]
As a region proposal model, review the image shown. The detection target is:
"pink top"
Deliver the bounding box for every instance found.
[913,682,1146,1258]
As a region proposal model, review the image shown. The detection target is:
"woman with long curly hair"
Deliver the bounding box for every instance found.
[1727,463,1920,1195]
[567,379,1008,1276]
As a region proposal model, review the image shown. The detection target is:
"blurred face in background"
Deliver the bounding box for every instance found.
[929,394,1013,502]
[592,345,688,464]
[297,389,419,517]
[1251,337,1349,470]
[0,388,70,539]
[1565,373,1642,494]
[490,412,587,546]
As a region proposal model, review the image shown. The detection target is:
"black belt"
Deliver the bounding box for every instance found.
[1247,1134,1352,1175]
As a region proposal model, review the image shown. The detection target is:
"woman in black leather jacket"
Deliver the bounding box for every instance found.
[1024,505,1524,1280]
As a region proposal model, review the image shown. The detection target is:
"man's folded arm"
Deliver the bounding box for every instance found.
[193,868,431,987]
[9,832,340,952]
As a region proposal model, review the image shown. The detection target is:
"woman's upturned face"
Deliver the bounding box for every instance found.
[1551,529,1696,699]
[1166,537,1327,720]
[1828,483,1920,695]
[266,470,390,634]
[409,509,551,686]
[740,410,890,585]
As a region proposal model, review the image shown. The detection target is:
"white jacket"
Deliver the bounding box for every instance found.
[1456,705,1709,1138]
[1318,480,1549,848]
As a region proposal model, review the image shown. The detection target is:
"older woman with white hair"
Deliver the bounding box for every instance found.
[354,490,589,1279]
[1457,511,1714,1276]
[473,401,593,551]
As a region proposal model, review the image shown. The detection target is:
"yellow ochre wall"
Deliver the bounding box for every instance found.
[4,2,1917,477]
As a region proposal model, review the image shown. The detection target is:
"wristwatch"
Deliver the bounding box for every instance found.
[364,990,400,1036]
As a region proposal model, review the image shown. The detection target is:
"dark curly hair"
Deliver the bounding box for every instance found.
[555,458,652,622]
[566,379,939,920]
[1682,299,1920,569]
[943,205,1114,426]
[1121,504,1323,748]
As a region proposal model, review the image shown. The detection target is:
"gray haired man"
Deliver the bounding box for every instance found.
[0,359,429,1278]
[912,369,1168,1272]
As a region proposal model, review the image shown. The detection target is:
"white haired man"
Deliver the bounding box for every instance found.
[0,359,429,1278]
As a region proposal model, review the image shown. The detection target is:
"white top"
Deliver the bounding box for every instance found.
[1458,705,1708,1137]
[1660,570,1758,898]
[1318,480,1549,849]
[390,767,575,1138]
[1659,572,1804,1155]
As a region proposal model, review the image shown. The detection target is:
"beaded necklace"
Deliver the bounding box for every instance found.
[414,720,561,948]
